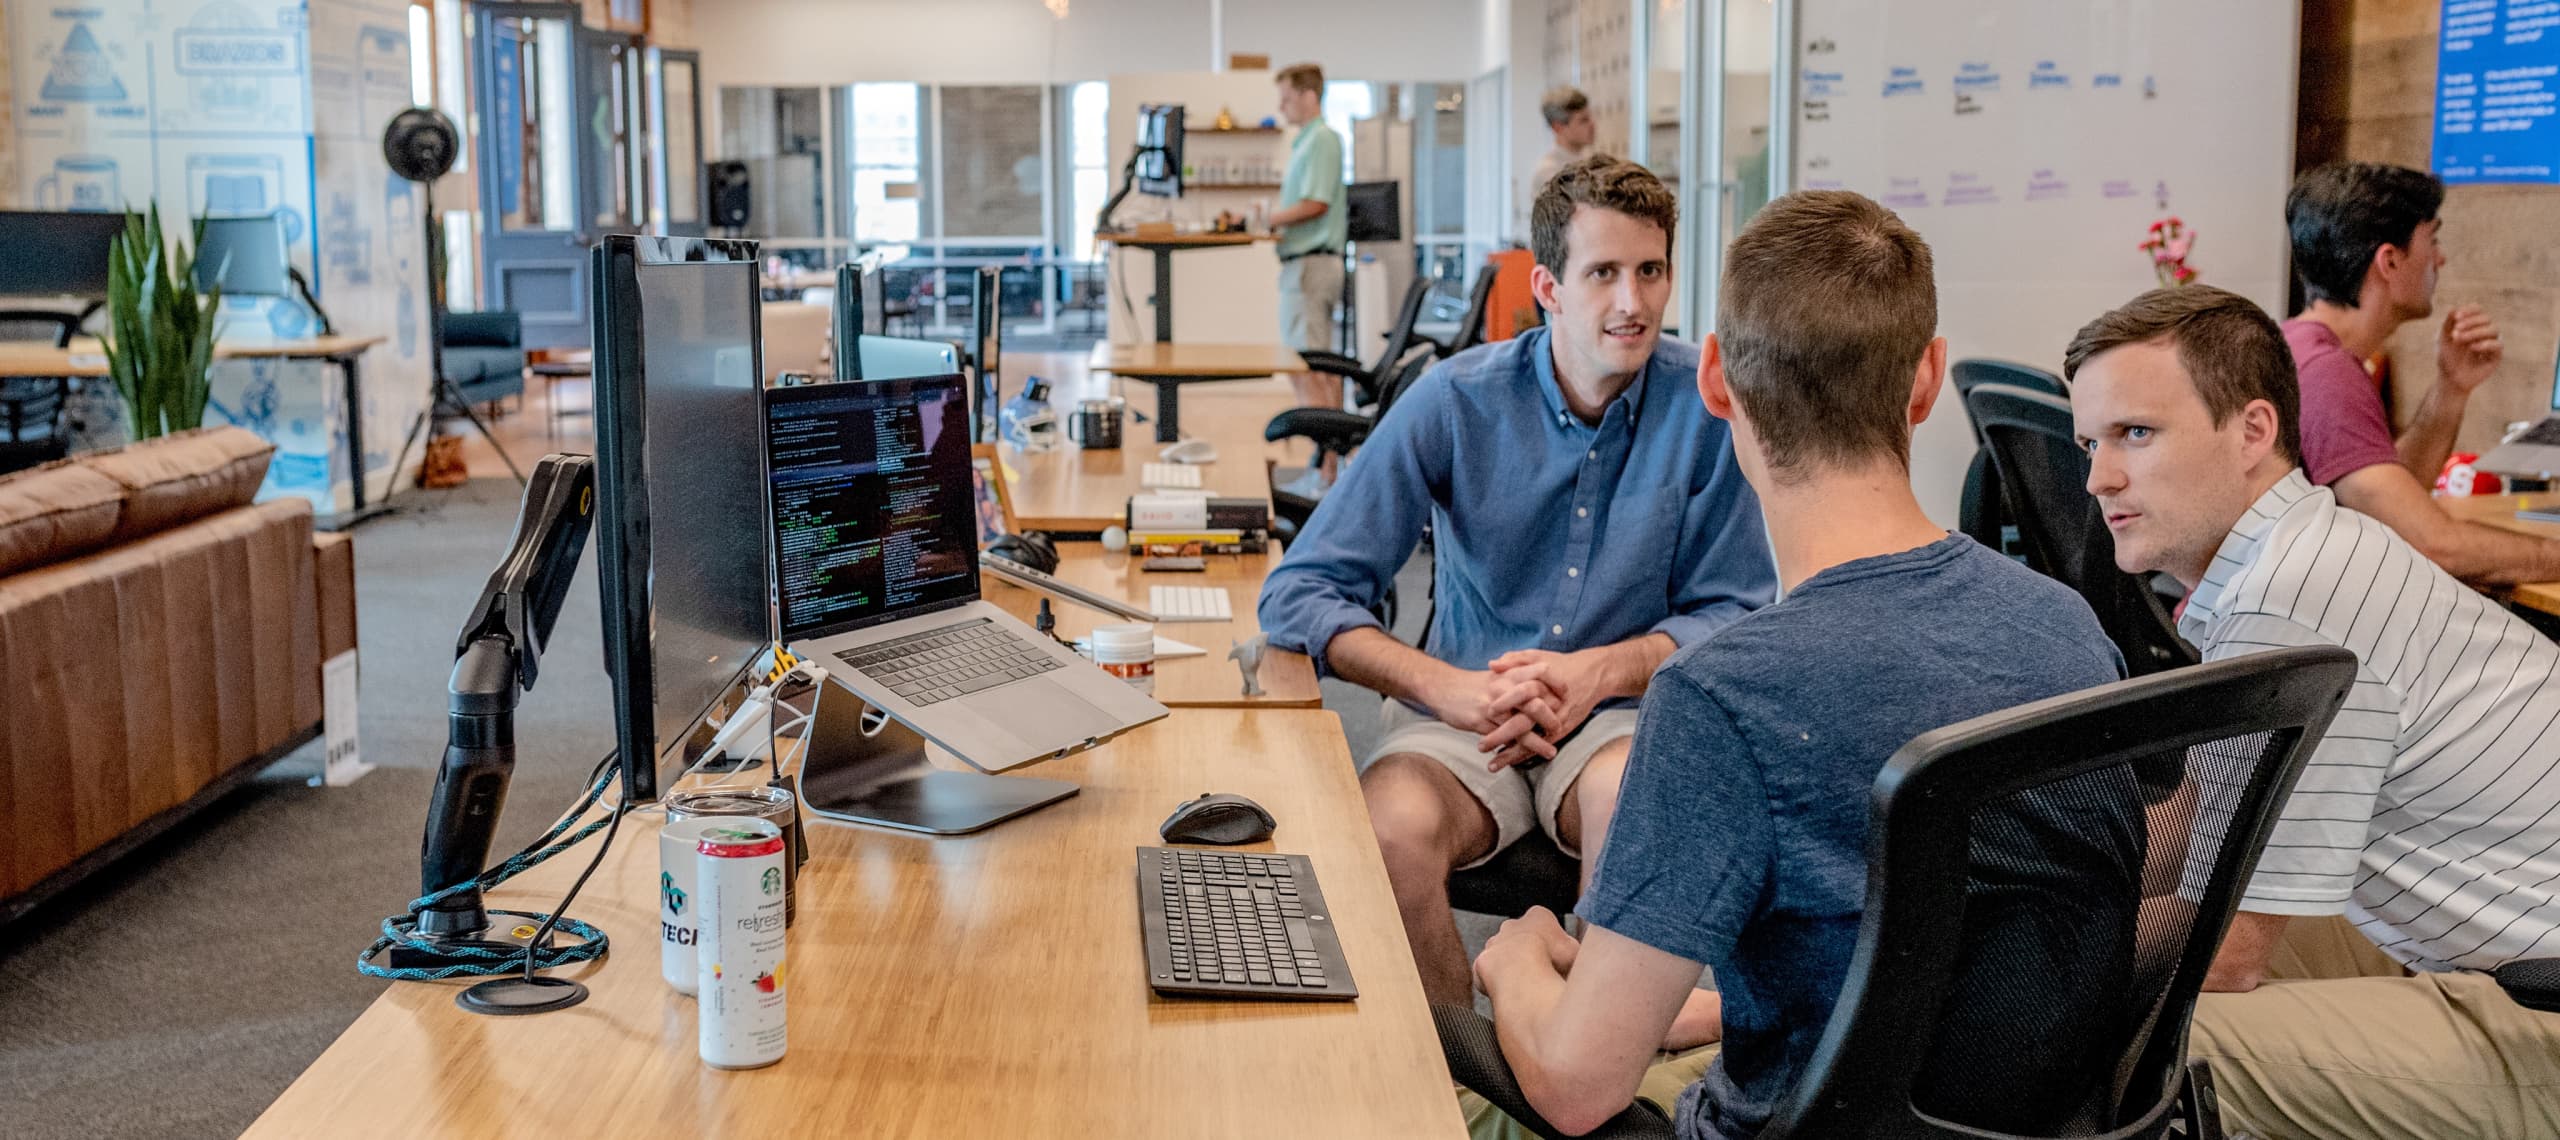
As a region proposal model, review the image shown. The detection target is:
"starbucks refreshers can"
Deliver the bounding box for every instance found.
[657,817,724,995]
[696,818,789,1069]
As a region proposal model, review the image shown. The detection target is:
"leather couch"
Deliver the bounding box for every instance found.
[440,310,527,411]
[0,427,352,924]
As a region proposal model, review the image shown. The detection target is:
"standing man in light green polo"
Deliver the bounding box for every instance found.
[1270,61,1348,408]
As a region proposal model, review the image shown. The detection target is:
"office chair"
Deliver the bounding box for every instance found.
[1428,265,1500,360]
[1440,644,2360,1140]
[1263,344,1438,539]
[1951,359,2066,554]
[1968,383,2199,677]
[0,310,80,474]
[1294,276,1437,409]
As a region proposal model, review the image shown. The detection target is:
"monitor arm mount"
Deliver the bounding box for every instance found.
[1095,147,1144,236]
[409,454,597,953]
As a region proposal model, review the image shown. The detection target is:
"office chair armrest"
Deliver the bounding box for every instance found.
[1434,1005,1676,1140]
[1296,349,1364,377]
[1264,407,1373,455]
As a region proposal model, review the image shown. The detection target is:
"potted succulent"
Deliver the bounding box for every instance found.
[102,205,222,441]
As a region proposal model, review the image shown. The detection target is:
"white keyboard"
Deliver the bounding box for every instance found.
[1149,585,1233,622]
[1142,462,1205,489]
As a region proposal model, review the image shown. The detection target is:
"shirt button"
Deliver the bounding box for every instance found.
[1551,624,1563,635]
[1576,507,1588,518]
[1588,450,1597,460]
[1567,567,1579,578]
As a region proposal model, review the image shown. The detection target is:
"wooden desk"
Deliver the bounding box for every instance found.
[245,711,1461,1140]
[2442,492,2560,617]
[1097,231,1272,343]
[982,541,1320,708]
[0,335,389,519]
[1000,376,1302,534]
[1088,341,1306,441]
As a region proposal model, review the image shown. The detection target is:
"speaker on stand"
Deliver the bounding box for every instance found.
[380,107,526,502]
[707,161,752,237]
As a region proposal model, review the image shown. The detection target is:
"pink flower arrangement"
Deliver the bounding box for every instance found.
[2141,216,2198,286]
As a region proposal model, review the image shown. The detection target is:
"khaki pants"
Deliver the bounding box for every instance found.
[1459,1044,1718,1140]
[2190,915,2560,1139]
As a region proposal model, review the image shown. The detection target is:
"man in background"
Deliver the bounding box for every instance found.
[1269,62,1348,408]
[2282,161,2560,582]
[1531,86,1599,191]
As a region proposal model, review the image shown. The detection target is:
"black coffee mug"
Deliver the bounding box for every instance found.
[1069,400,1124,449]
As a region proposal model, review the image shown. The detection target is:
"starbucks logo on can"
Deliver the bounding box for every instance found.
[761,867,783,896]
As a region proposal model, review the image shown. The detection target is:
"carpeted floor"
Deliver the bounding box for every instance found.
[0,477,1432,1139]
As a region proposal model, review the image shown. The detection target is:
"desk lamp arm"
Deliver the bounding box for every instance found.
[417,454,597,938]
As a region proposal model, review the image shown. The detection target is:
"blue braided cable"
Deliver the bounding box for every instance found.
[357,762,628,982]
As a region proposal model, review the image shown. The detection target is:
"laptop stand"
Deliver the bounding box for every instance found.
[793,694,1077,835]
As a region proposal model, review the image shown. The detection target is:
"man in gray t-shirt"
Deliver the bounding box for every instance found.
[1463,192,2137,1140]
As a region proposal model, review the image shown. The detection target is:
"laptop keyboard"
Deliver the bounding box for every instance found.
[840,617,1062,706]
[2518,417,2560,447]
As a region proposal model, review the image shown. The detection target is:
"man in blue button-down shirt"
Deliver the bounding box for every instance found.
[1259,158,1776,1008]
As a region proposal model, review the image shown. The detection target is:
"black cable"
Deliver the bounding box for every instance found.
[519,796,629,983]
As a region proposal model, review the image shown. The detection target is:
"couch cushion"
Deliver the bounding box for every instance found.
[77,426,275,546]
[0,459,125,576]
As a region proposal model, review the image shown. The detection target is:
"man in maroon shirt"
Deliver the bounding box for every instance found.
[2285,161,2560,582]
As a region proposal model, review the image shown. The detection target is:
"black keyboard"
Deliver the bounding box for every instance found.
[1137,846,1357,1001]
[2518,417,2560,447]
[839,617,1062,706]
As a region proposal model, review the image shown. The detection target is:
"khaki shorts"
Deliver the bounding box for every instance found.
[1277,254,1343,353]
[2189,915,2560,1139]
[1367,698,1639,869]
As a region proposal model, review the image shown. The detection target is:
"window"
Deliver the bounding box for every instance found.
[1323,81,1376,179]
[1067,81,1108,259]
[407,5,433,106]
[849,82,922,243]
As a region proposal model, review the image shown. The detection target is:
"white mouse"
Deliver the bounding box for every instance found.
[1160,438,1219,464]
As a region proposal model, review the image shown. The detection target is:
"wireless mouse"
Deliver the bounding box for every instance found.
[1159,792,1276,845]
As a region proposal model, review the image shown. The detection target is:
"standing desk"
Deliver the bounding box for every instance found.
[1098,231,1268,344]
[2442,492,2560,618]
[1087,341,1306,442]
[998,375,1302,534]
[0,335,386,522]
[242,710,1463,1139]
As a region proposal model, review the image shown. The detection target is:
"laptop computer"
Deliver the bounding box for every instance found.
[767,374,1166,772]
[2479,350,2560,478]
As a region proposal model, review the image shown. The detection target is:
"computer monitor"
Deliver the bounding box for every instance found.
[833,251,901,380]
[0,210,128,297]
[972,265,1002,441]
[193,213,292,295]
[591,234,775,805]
[1136,104,1185,198]
[1346,181,1402,244]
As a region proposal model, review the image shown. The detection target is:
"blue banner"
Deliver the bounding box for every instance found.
[2434,0,2560,184]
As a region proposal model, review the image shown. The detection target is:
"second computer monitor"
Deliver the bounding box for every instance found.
[1136,104,1185,198]
[193,213,292,296]
[0,210,128,297]
[591,234,774,804]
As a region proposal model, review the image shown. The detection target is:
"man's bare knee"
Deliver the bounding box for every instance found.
[1363,754,1493,873]
[1559,738,1634,856]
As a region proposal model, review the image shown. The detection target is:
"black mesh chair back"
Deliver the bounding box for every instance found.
[0,310,81,473]
[1967,383,2198,676]
[1951,360,2065,554]
[1438,646,2357,1140]
[1444,265,1500,358]
[1358,276,1435,401]
[1763,644,2356,1139]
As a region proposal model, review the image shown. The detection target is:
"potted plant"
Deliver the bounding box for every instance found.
[102,205,221,441]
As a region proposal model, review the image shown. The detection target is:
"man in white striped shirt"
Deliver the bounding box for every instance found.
[2066,285,2560,1139]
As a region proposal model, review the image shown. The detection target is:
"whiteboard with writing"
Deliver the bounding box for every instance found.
[1791,0,2299,524]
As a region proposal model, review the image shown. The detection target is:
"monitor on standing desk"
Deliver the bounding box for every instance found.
[0,210,128,298]
[192,213,292,296]
[591,234,776,804]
